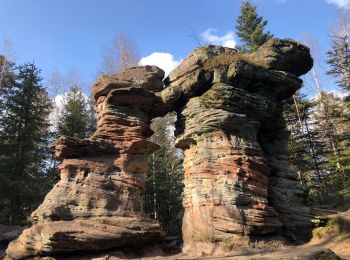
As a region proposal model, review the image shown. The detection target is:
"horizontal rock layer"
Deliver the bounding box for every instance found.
[6,67,165,259]
[6,217,161,259]
[162,38,314,252]
[6,38,314,258]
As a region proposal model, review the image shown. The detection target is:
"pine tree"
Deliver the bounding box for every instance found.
[312,92,350,203]
[144,114,183,236]
[283,92,326,203]
[56,85,96,138]
[284,94,314,186]
[0,62,53,225]
[235,0,273,52]
[327,33,350,95]
[325,20,350,203]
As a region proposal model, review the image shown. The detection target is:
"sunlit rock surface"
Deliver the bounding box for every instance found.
[6,66,165,259]
[6,38,314,259]
[162,38,313,253]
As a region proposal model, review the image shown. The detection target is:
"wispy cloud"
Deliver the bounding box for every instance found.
[200,28,236,48]
[326,0,350,8]
[139,52,182,76]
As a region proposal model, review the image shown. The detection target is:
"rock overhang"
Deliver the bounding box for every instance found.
[5,38,314,259]
[162,38,312,111]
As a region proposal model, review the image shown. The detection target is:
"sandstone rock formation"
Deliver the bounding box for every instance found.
[6,38,314,259]
[162,38,313,253]
[6,66,166,259]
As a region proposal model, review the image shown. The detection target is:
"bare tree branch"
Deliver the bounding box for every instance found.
[187,28,203,47]
[101,33,139,74]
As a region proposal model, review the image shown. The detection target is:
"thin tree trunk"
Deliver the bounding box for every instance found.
[152,153,157,219]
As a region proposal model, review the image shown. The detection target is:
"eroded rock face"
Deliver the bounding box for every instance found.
[6,39,314,258]
[248,38,313,76]
[5,66,165,259]
[162,38,314,253]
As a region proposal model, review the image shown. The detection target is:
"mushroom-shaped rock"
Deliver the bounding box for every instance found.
[162,39,311,111]
[92,65,165,101]
[163,38,313,254]
[248,38,313,76]
[5,66,165,259]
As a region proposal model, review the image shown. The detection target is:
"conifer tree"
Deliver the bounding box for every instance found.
[312,92,350,202]
[284,94,314,185]
[327,33,350,96]
[235,0,273,52]
[56,85,96,138]
[144,114,183,236]
[324,19,350,202]
[0,62,52,225]
[283,92,325,203]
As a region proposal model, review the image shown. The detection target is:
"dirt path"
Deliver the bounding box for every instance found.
[0,235,348,260]
[1,210,349,259]
[137,235,348,259]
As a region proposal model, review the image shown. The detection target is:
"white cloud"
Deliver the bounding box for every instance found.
[326,0,350,8]
[139,52,182,76]
[200,28,236,48]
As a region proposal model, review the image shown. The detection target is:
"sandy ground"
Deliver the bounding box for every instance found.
[0,235,349,260]
[134,235,349,260]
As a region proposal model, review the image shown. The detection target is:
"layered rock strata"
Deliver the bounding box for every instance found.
[6,38,314,258]
[6,66,166,259]
[161,38,314,252]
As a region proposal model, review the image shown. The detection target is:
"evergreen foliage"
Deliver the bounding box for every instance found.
[313,92,350,203]
[56,85,96,138]
[325,26,350,202]
[0,62,53,225]
[285,91,350,205]
[284,92,325,202]
[144,114,184,236]
[235,0,273,52]
[327,33,350,95]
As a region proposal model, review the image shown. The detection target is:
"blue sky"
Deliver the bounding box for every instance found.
[0,0,349,96]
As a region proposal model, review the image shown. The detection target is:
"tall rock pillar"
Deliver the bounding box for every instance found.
[6,66,166,259]
[162,38,314,253]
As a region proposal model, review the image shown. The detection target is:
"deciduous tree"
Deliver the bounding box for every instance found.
[101,33,139,74]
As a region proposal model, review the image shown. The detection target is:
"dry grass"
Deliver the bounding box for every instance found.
[313,218,341,240]
[219,234,285,252]
[220,234,250,250]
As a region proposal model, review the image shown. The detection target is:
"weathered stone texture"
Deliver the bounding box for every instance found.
[6,66,165,259]
[6,38,314,259]
[162,38,314,252]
